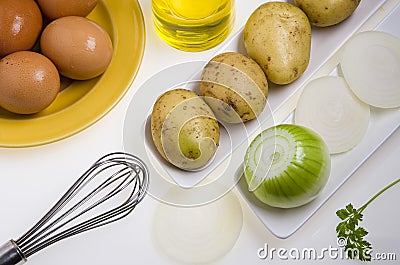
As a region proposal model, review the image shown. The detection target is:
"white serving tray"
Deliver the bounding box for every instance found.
[123,0,399,236]
[236,2,400,238]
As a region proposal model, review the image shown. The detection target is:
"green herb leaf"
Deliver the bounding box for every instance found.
[356,227,368,237]
[335,178,400,262]
[336,209,349,220]
[346,203,354,212]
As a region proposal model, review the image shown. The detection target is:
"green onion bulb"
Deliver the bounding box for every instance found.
[244,124,331,208]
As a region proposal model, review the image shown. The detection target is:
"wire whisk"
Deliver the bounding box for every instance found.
[0,152,149,265]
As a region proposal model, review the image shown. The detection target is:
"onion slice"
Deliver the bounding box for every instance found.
[340,31,400,108]
[295,76,370,154]
[244,124,330,208]
[153,191,243,263]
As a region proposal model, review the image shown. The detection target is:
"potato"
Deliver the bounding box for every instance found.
[151,88,220,171]
[244,2,311,85]
[294,0,360,27]
[200,52,268,123]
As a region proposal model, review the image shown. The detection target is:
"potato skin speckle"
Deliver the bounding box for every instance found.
[244,2,311,85]
[151,88,220,170]
[200,52,268,123]
[294,0,360,27]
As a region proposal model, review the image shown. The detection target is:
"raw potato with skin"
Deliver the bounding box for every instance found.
[294,0,361,27]
[200,52,268,123]
[244,2,311,85]
[151,89,220,171]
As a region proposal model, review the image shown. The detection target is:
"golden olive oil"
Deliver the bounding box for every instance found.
[152,0,234,52]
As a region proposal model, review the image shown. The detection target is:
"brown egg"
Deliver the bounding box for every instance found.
[0,51,60,114]
[40,16,113,80]
[37,0,97,20]
[0,0,43,57]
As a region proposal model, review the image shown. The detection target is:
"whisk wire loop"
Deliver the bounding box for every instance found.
[2,152,149,261]
[19,167,135,256]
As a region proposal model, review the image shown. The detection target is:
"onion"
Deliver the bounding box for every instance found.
[244,124,331,208]
[153,191,243,263]
[340,31,400,108]
[295,76,370,154]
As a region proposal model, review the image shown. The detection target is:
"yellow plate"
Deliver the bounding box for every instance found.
[0,0,145,147]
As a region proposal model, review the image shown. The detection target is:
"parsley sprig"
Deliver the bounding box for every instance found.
[336,178,400,262]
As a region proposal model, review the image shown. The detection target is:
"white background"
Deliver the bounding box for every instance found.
[0,0,399,264]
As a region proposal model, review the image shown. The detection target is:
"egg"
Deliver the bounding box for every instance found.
[40,16,113,80]
[0,51,60,114]
[0,0,43,57]
[37,0,98,20]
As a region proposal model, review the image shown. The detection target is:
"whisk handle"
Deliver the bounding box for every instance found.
[0,240,26,265]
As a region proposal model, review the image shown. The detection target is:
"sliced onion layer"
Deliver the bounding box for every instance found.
[244,124,331,208]
[340,30,400,108]
[153,191,243,263]
[295,76,370,154]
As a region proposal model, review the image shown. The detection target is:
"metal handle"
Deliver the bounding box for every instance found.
[0,240,26,265]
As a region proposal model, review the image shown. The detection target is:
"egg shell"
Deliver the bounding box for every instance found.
[37,0,98,20]
[40,16,113,80]
[0,0,43,57]
[0,51,60,114]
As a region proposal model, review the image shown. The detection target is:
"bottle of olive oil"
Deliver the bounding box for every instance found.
[152,0,235,52]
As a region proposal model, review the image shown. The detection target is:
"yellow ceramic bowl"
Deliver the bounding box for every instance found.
[0,0,145,147]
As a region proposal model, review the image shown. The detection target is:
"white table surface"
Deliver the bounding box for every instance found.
[1,0,399,264]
